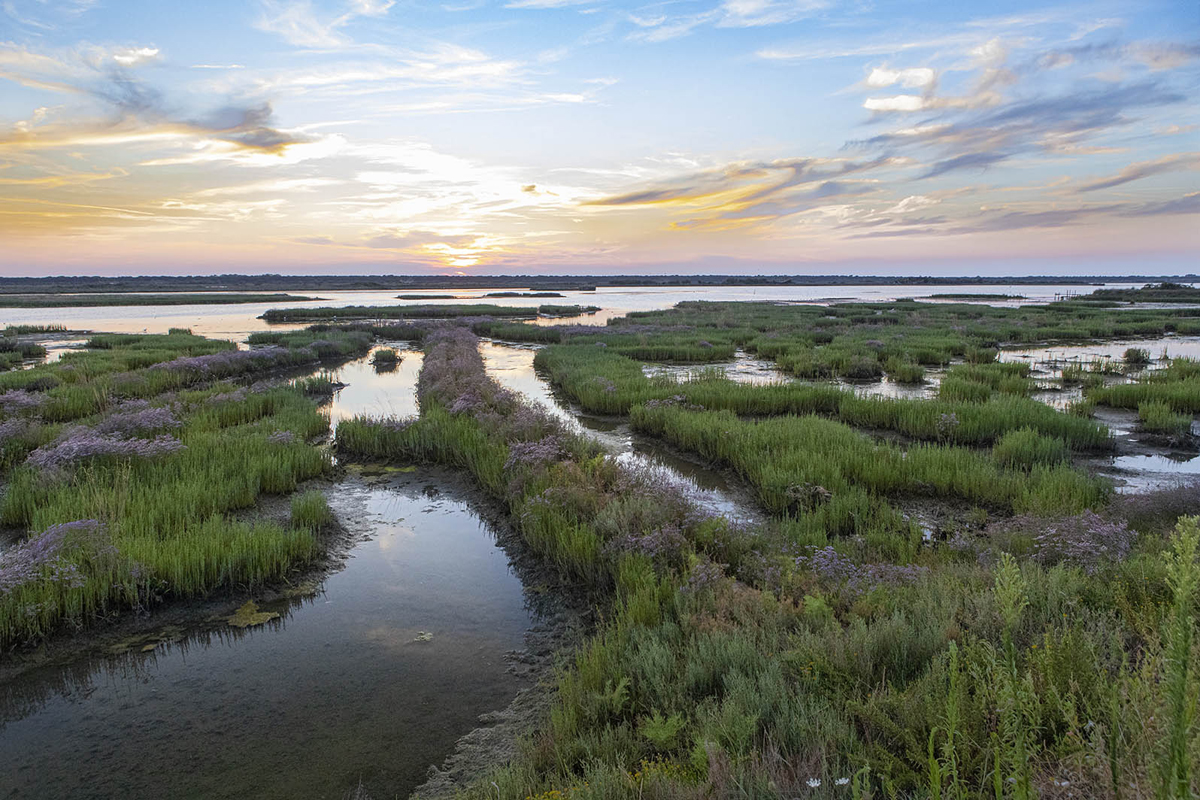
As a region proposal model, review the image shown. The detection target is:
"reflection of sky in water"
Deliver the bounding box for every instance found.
[1,282,1161,340]
[0,480,533,800]
[1100,452,1200,494]
[324,344,424,429]
[479,341,758,522]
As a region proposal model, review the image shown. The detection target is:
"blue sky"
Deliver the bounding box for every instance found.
[1,0,1197,275]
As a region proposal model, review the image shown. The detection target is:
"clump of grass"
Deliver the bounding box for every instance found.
[1125,347,1151,366]
[992,428,1069,470]
[1138,401,1193,438]
[370,348,400,364]
[291,491,335,531]
[1157,515,1199,798]
[885,356,925,383]
[290,371,342,397]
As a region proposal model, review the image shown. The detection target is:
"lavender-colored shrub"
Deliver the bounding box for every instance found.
[95,406,181,437]
[987,511,1138,574]
[0,520,112,594]
[796,545,928,595]
[27,427,185,472]
[0,390,47,415]
[504,435,564,470]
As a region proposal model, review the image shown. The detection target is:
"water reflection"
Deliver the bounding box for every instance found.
[0,476,534,800]
[478,341,759,522]
[324,344,424,429]
[1,282,1165,340]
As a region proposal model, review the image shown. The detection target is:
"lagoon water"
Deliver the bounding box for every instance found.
[1,282,1160,341]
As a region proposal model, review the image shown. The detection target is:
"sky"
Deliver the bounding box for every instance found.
[0,0,1197,276]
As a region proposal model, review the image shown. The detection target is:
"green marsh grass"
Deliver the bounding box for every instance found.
[0,329,372,646]
[291,491,335,530]
[535,345,1114,450]
[330,326,1198,800]
[1138,401,1193,437]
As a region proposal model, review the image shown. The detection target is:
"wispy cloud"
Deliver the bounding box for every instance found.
[1076,152,1200,192]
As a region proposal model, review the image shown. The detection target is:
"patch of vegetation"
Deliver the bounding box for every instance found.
[1138,400,1193,438]
[1085,282,1200,304]
[290,491,335,531]
[0,326,380,646]
[539,304,602,316]
[534,345,1114,449]
[370,348,400,365]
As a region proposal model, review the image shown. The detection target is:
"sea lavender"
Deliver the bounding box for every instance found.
[685,561,726,593]
[504,435,564,470]
[27,428,185,472]
[937,412,960,440]
[990,511,1137,574]
[0,389,47,415]
[150,345,297,378]
[796,546,928,595]
[604,523,688,565]
[0,416,34,443]
[643,395,704,411]
[0,520,110,594]
[95,406,181,437]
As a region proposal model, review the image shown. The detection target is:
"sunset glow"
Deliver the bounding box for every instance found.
[1,0,1197,275]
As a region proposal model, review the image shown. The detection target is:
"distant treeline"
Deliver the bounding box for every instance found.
[2,273,1196,294]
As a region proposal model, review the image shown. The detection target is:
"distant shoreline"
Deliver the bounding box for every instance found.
[0,273,1195,295]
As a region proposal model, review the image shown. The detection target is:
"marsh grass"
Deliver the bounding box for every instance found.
[535,345,1114,450]
[0,328,370,645]
[291,491,335,530]
[1138,401,1193,438]
[330,326,1200,800]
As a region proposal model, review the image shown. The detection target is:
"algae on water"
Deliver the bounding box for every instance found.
[227,601,280,629]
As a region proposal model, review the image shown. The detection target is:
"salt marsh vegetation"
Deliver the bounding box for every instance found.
[3,285,1199,799]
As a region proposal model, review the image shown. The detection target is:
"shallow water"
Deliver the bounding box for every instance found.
[324,344,425,429]
[641,350,784,386]
[478,341,759,522]
[0,282,1164,339]
[0,475,534,800]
